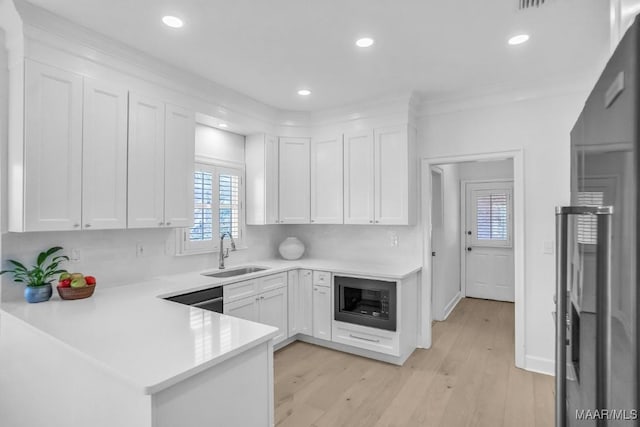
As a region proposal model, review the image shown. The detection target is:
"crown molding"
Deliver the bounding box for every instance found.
[9,0,279,135]
[417,70,601,117]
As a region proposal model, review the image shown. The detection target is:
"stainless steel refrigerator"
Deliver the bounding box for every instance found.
[555,15,639,427]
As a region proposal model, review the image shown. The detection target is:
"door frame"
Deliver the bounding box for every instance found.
[420,149,525,369]
[460,178,514,299]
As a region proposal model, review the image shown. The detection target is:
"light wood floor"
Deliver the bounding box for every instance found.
[274,297,554,427]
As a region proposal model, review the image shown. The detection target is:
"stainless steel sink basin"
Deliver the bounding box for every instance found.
[202,266,269,278]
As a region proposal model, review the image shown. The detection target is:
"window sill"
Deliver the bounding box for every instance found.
[175,245,249,257]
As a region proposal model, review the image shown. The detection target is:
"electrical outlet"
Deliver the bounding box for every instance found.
[388,231,399,247]
[544,241,554,255]
[70,248,81,262]
[136,242,144,257]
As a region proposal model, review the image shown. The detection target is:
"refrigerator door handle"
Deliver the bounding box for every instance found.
[555,205,613,427]
[595,210,613,414]
[555,209,569,427]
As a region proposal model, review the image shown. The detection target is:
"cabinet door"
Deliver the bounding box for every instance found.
[265,135,280,224]
[224,296,258,322]
[313,284,332,340]
[164,103,195,228]
[23,60,83,231]
[128,93,165,228]
[259,287,288,345]
[82,79,128,230]
[310,135,343,224]
[287,270,299,337]
[343,130,374,224]
[374,126,409,225]
[278,137,310,224]
[299,269,313,336]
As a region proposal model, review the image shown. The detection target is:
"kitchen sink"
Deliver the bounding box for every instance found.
[202,266,269,278]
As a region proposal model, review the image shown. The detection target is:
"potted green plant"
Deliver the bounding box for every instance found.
[0,246,69,303]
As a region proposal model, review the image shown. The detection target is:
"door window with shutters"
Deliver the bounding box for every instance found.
[470,185,513,248]
[179,163,244,254]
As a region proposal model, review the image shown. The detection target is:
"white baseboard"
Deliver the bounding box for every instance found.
[442,292,462,320]
[525,355,554,376]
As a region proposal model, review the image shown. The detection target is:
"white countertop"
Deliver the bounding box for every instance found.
[0,257,420,396]
[158,258,422,298]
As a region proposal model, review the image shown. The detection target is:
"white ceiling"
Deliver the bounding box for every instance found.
[23,0,611,112]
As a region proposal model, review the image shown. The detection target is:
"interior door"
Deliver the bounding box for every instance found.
[430,168,445,319]
[465,181,514,302]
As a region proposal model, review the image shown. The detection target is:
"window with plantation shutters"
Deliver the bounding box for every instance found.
[180,163,244,254]
[470,186,513,248]
[191,170,213,242]
[476,193,508,241]
[218,170,240,239]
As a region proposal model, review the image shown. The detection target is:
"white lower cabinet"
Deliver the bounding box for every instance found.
[332,322,399,356]
[312,273,332,340]
[224,296,258,322]
[224,273,288,345]
[288,270,313,337]
[258,287,288,344]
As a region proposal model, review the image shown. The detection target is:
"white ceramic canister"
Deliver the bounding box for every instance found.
[278,237,305,260]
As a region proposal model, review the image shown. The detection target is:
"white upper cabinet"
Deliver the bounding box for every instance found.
[343,125,416,226]
[246,134,279,225]
[343,130,375,224]
[127,93,166,228]
[128,95,194,229]
[310,135,343,224]
[11,60,195,232]
[278,137,310,224]
[374,126,412,225]
[82,79,128,230]
[21,60,83,232]
[164,104,195,228]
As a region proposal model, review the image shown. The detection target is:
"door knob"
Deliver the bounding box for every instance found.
[467,247,472,252]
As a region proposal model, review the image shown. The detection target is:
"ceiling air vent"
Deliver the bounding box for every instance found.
[519,0,546,8]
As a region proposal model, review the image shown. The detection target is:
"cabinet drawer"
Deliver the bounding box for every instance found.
[259,272,287,293]
[313,271,331,287]
[332,322,399,356]
[224,279,258,303]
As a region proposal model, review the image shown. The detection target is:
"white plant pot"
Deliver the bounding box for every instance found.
[278,237,305,260]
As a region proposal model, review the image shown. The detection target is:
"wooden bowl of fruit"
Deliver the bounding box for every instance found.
[57,273,97,300]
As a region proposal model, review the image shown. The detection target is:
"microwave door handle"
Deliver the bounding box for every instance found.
[595,211,612,413]
[555,209,569,427]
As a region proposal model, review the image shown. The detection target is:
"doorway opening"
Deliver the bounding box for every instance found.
[421,151,524,368]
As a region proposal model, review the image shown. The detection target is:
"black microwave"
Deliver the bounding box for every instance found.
[334,276,397,331]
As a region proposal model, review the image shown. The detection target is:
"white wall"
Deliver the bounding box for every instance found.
[195,125,245,164]
[280,224,421,266]
[420,92,586,374]
[0,32,5,302]
[456,159,513,181]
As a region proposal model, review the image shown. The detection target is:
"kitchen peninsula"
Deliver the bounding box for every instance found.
[0,259,420,427]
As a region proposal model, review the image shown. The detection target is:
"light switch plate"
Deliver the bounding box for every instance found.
[544,241,554,255]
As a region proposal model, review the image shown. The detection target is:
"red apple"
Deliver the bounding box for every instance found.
[58,278,72,288]
[85,276,96,286]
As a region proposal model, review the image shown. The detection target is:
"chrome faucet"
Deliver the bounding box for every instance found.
[218,232,237,269]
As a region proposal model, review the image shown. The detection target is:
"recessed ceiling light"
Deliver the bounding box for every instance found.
[508,34,530,45]
[356,37,375,48]
[162,15,184,28]
[297,89,312,96]
[219,123,228,128]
